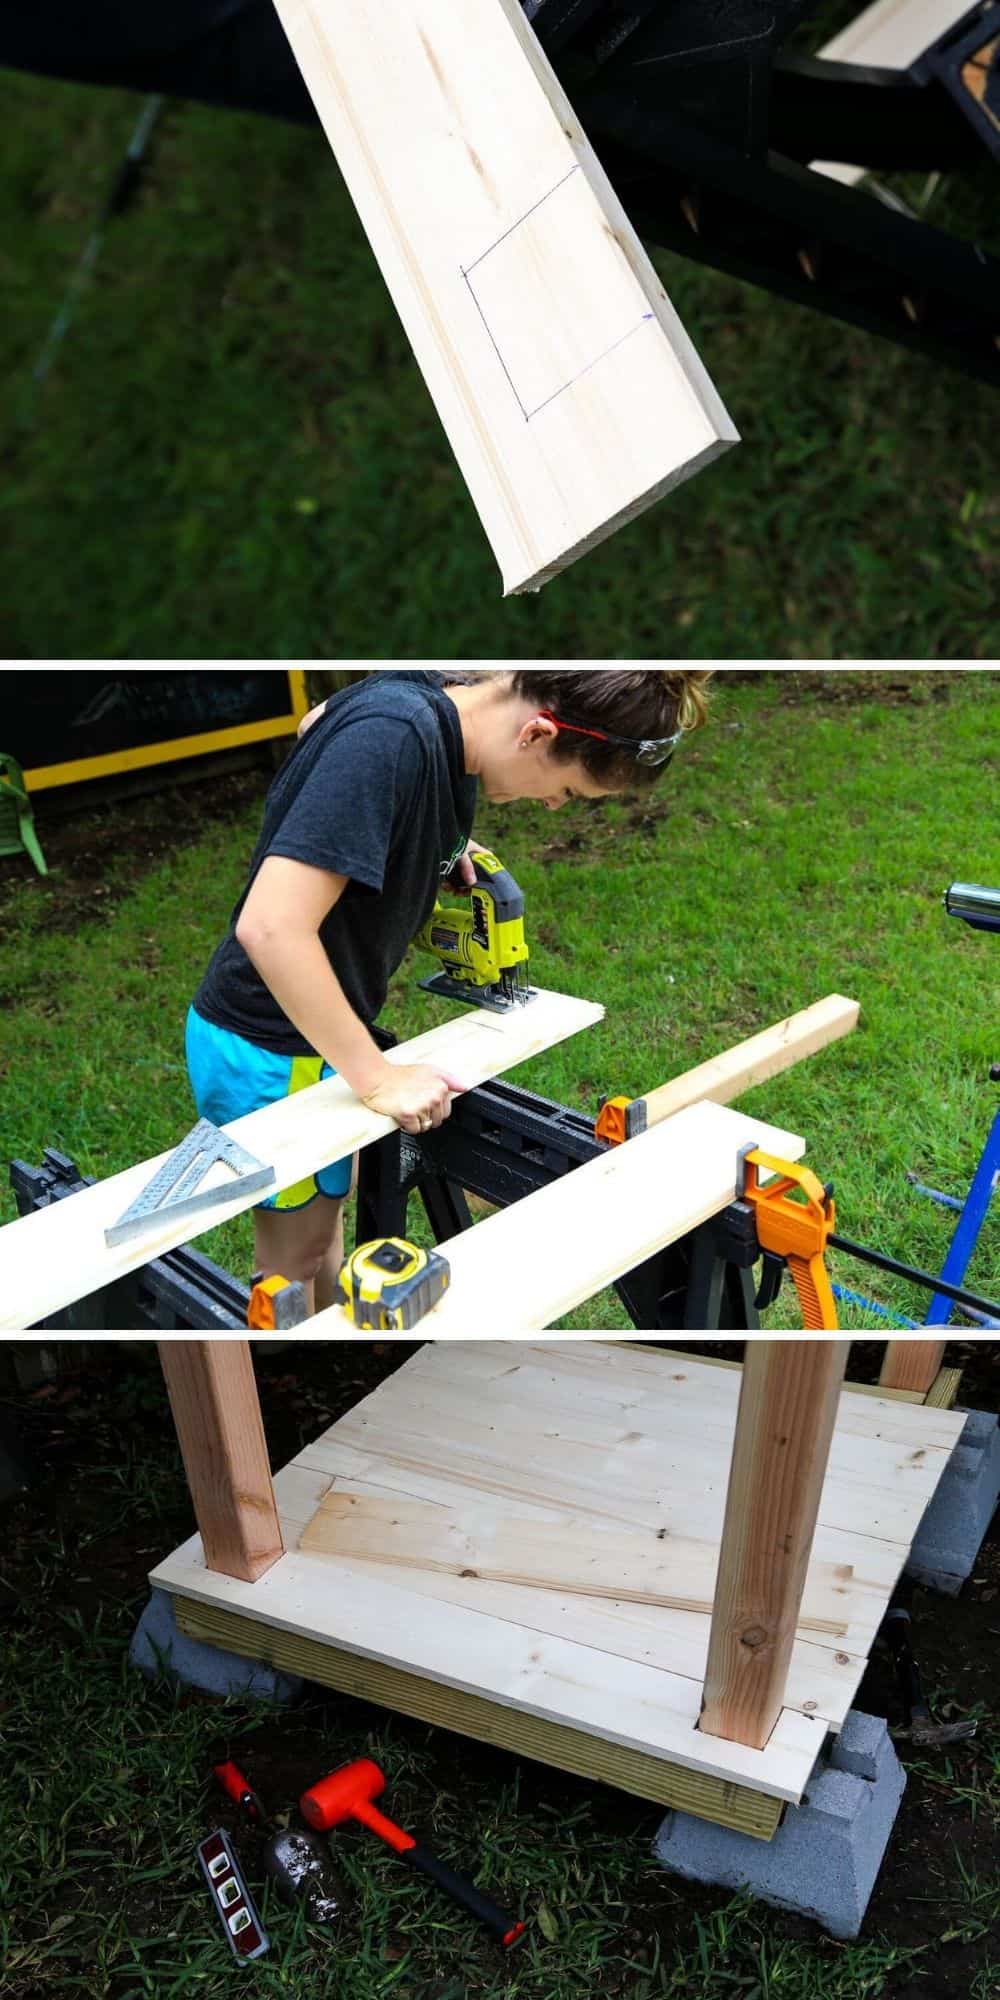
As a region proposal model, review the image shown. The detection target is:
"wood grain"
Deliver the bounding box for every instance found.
[159,1343,283,1582]
[642,996,860,1129]
[270,0,737,590]
[299,1491,849,1634]
[880,1342,948,1396]
[700,1342,850,1750]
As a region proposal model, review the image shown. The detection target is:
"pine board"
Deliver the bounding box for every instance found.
[271,0,737,591]
[151,1343,965,1807]
[171,1595,784,1837]
[0,989,602,1331]
[307,1098,806,1335]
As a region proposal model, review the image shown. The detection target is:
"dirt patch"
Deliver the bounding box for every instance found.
[0,757,272,933]
[763,670,962,710]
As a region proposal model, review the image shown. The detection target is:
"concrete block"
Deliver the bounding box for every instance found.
[907,1409,1000,1594]
[653,1712,906,1940]
[130,1587,304,1704]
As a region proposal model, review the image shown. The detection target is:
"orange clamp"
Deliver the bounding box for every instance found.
[742,1149,839,1330]
[247,1273,308,1332]
[595,1096,649,1147]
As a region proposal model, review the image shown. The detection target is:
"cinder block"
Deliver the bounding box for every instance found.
[130,1587,304,1703]
[907,1409,1000,1594]
[653,1712,906,1940]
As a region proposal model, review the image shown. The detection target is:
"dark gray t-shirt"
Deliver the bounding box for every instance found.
[192,671,478,1055]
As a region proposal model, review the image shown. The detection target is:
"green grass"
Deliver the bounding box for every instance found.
[1,668,998,1329]
[1,51,998,660]
[0,1605,930,2000]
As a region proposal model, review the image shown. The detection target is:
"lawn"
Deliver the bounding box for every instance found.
[1,37,998,661]
[1,1336,997,2000]
[0,667,997,1330]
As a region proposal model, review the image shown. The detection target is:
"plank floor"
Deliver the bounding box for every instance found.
[152,1344,966,1810]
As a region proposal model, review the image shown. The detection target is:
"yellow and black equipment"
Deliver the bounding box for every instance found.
[15,670,309,794]
[333,1239,451,1331]
[418,850,532,1014]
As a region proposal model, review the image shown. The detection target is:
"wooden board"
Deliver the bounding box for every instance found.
[308,1098,806,1335]
[171,1595,784,1838]
[152,1343,966,1811]
[812,0,974,183]
[300,1491,850,1633]
[700,1343,849,1749]
[642,995,860,1128]
[271,0,737,592]
[159,1344,283,1581]
[0,989,602,1331]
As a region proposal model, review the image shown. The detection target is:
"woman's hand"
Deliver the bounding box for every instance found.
[455,839,492,887]
[362,1063,466,1136]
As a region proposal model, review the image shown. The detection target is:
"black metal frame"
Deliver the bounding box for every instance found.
[5,3,998,384]
[13,1056,998,1330]
[523,0,1000,384]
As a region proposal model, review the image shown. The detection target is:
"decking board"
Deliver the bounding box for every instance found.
[152,1344,966,1814]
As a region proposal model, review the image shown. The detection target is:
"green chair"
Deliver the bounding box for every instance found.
[0,754,48,876]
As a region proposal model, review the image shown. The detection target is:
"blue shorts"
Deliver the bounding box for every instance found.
[185,1007,353,1210]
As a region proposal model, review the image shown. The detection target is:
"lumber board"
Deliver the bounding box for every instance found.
[812,0,973,184]
[152,1342,965,1811]
[624,1345,927,1405]
[315,1347,959,1550]
[299,1492,850,1634]
[293,1504,865,1730]
[641,995,860,1129]
[292,1438,907,1660]
[924,1367,963,1410]
[159,1344,283,1582]
[700,1343,850,1749]
[171,1597,784,1838]
[307,1098,806,1335]
[270,0,737,593]
[0,988,601,1331]
[151,1529,824,1802]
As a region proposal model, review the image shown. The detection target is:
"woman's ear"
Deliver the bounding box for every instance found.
[517,714,559,752]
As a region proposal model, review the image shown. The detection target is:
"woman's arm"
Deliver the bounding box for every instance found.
[235,856,463,1131]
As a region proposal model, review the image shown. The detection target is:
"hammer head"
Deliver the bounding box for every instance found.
[301,1759,386,1832]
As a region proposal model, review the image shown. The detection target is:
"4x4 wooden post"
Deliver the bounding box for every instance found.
[880,1341,947,1396]
[158,1342,283,1581]
[699,1341,850,1751]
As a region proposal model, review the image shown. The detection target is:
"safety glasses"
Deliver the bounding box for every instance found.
[537,710,683,768]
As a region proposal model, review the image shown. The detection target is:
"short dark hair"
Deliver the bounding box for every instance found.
[510,670,712,787]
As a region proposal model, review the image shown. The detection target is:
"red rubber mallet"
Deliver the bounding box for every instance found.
[300,1759,525,1949]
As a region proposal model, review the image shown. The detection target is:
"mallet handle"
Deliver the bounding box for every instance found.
[403,1845,525,1949]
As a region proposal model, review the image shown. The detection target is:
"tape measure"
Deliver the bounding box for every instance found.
[333,1239,450,1331]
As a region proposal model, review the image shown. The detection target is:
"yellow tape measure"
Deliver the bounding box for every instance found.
[334,1239,451,1331]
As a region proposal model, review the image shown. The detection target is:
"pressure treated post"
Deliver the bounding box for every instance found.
[880,1341,946,1396]
[159,1342,284,1582]
[700,1341,850,1750]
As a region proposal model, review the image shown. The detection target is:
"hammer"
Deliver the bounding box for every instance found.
[883,1609,979,1749]
[300,1759,525,1948]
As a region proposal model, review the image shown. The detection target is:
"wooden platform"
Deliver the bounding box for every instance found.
[153,1343,966,1834]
